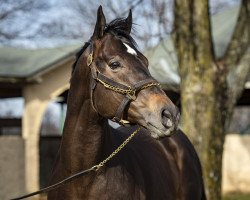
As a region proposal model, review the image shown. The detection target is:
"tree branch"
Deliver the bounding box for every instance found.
[223,0,250,67]
[223,0,250,125]
[226,52,250,127]
[0,0,34,20]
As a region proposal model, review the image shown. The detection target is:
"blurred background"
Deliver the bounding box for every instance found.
[0,0,249,200]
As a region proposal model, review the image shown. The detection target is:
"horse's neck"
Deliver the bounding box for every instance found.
[60,74,107,173]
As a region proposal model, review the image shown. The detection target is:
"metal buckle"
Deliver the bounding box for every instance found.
[112,117,131,127]
[127,90,136,100]
[87,53,93,66]
[119,119,131,127]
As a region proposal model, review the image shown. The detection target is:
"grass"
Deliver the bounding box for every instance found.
[223,193,250,200]
[39,193,250,200]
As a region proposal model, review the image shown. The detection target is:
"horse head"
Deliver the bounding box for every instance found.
[73,6,180,138]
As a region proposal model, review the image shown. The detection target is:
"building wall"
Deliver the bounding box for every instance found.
[222,134,250,193]
[0,136,25,200]
[39,136,61,188]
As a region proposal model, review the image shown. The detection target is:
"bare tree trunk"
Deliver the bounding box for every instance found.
[173,0,250,199]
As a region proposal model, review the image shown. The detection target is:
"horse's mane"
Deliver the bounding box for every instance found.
[72,18,136,73]
[104,18,136,46]
[71,42,90,74]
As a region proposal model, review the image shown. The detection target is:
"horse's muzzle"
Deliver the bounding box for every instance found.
[144,104,180,138]
[161,105,180,131]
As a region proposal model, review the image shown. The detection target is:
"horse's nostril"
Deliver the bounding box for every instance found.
[162,109,173,128]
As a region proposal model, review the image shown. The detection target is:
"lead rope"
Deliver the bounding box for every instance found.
[10,127,141,200]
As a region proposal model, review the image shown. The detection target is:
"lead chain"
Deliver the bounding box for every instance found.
[141,82,161,90]
[96,78,160,95]
[96,77,134,95]
[93,126,141,171]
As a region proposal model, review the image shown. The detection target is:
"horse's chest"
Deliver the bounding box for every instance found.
[87,167,145,200]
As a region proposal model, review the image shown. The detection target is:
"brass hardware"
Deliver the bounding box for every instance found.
[119,119,131,125]
[93,71,160,127]
[87,53,93,66]
[127,90,136,100]
[141,82,161,90]
[96,77,160,97]
[112,117,130,125]
[96,77,133,94]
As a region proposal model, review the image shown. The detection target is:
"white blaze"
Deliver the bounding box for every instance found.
[123,43,137,56]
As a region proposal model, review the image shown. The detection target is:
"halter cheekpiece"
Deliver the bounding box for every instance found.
[87,42,160,126]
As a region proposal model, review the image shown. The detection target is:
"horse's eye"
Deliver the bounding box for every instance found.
[109,61,121,70]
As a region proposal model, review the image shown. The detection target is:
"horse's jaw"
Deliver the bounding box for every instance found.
[146,122,176,139]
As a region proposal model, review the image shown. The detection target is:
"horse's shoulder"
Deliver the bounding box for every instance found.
[107,126,178,199]
[111,126,202,176]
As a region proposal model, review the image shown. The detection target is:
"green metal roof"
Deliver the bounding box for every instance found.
[0,44,81,78]
[0,5,246,86]
[145,6,242,87]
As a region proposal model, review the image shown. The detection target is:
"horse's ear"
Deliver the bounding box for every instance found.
[125,9,132,34]
[92,6,106,39]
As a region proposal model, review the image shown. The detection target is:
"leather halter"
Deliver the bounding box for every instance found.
[87,42,160,126]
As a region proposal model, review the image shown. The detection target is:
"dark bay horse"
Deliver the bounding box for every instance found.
[48,6,206,200]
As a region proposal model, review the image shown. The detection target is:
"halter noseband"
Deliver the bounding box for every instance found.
[87,42,160,126]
